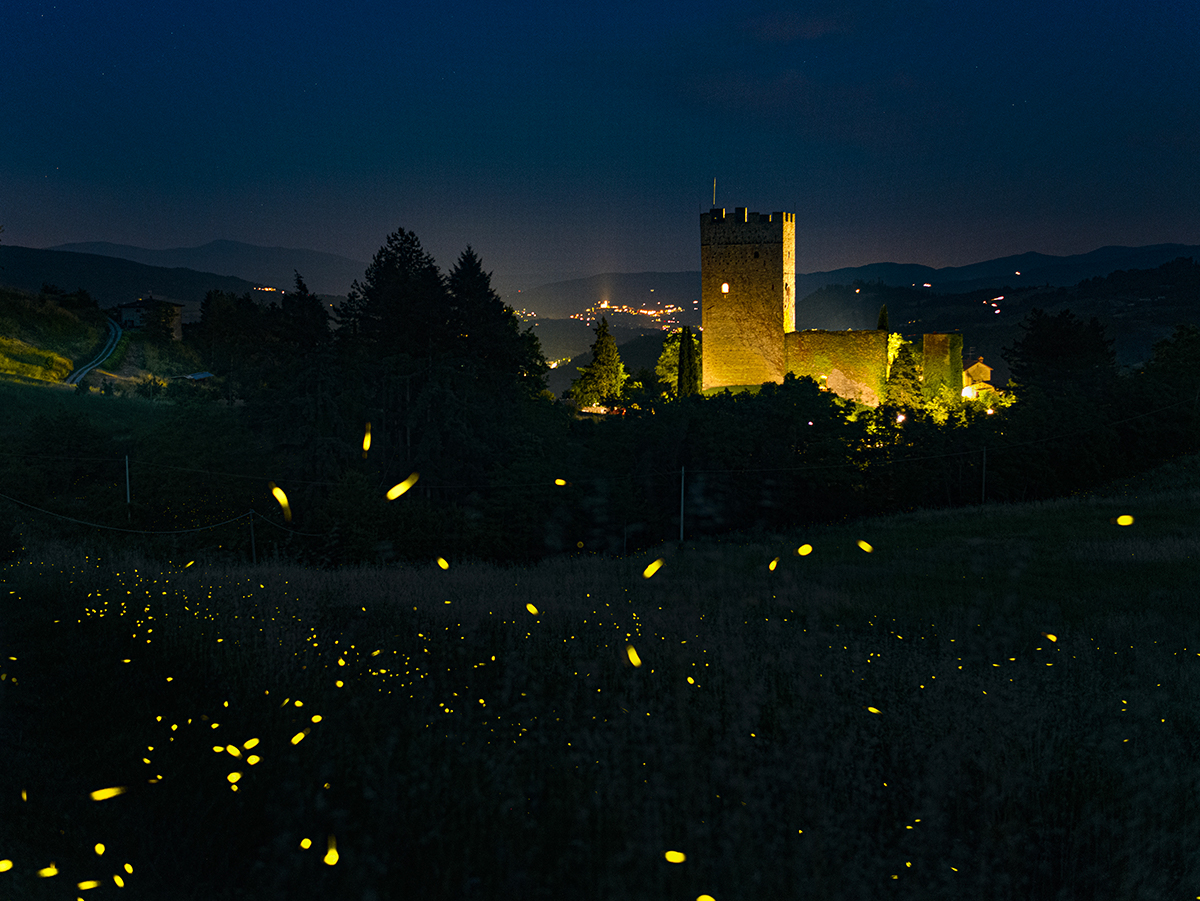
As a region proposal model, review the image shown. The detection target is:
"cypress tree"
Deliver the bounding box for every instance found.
[677,325,700,397]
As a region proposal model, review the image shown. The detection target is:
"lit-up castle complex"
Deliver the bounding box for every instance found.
[700,207,963,405]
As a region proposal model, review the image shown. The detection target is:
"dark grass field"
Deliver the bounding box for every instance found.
[3,478,1200,900]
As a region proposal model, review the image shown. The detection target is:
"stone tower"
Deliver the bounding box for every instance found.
[700,207,796,390]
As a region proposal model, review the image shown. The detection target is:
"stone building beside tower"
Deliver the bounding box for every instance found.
[700,206,965,406]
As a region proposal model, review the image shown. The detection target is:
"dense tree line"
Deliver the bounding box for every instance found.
[7,232,1200,565]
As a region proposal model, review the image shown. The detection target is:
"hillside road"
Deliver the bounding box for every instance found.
[66,317,122,384]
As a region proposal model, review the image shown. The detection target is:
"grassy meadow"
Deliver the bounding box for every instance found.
[3,478,1200,900]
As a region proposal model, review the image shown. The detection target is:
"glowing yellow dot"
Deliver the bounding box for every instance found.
[291,730,309,745]
[185,560,194,568]
[226,745,242,758]
[798,544,813,556]
[857,540,873,553]
[227,772,242,783]
[123,864,133,874]
[867,707,881,714]
[554,478,567,486]
[89,786,127,801]
[78,878,102,889]
[294,700,303,707]
[1117,514,1134,526]
[0,860,13,872]
[1043,633,1057,642]
[244,738,260,749]
[311,715,322,723]
[114,874,124,887]
[687,676,694,684]
[247,755,261,765]
[664,850,686,863]
[626,644,642,667]
[337,657,345,666]
[643,558,664,578]
[38,863,59,877]
[324,836,339,866]
[526,603,538,615]
[437,558,449,570]
[698,895,716,901]
[94,844,105,856]
[386,472,420,500]
[362,423,372,453]
[335,680,344,688]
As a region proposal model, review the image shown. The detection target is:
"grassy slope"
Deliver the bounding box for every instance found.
[0,287,104,381]
[2,472,1198,899]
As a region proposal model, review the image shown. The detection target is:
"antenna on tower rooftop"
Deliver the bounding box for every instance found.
[712,178,717,207]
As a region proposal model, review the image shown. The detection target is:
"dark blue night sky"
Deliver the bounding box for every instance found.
[3,0,1198,295]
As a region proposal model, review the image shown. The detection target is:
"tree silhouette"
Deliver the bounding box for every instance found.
[566,317,626,406]
[676,324,700,397]
[446,246,547,394]
[1004,308,1115,396]
[279,272,331,354]
[339,227,447,357]
[656,326,701,398]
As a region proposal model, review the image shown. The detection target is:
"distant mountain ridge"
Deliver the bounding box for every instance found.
[47,239,366,297]
[517,244,1200,320]
[0,245,267,320]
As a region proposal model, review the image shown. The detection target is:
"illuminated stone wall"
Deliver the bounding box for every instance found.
[922,333,964,398]
[701,207,796,390]
[785,330,888,406]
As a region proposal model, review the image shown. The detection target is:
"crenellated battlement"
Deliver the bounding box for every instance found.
[701,207,795,246]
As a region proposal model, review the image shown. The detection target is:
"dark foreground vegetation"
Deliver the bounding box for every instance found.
[4,229,1200,899]
[3,470,1200,899]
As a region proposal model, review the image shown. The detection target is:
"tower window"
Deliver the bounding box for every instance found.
[721,283,730,294]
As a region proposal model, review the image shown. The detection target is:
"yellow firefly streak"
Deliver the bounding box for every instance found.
[268,482,291,522]
[643,558,664,578]
[857,540,873,553]
[1116,514,1134,526]
[798,544,813,556]
[769,557,779,571]
[554,478,567,486]
[37,863,58,877]
[626,644,642,667]
[78,879,102,889]
[867,707,882,714]
[89,786,127,801]
[526,603,539,615]
[0,860,11,872]
[664,850,686,863]
[437,558,449,570]
[362,422,372,456]
[386,472,420,500]
[324,836,339,866]
[291,729,309,745]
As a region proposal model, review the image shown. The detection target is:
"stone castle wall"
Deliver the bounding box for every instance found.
[922,333,965,398]
[701,208,795,389]
[786,329,888,406]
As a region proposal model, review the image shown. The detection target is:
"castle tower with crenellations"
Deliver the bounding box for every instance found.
[701,207,795,389]
[701,204,965,407]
